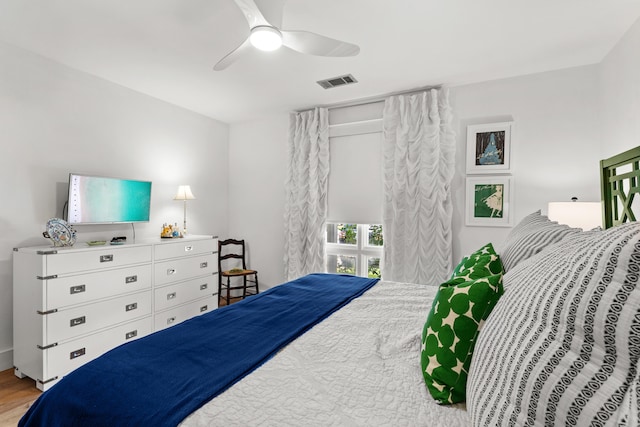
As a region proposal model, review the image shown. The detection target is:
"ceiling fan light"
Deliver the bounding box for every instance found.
[249,26,283,51]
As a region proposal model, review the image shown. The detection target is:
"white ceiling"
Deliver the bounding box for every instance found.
[1,0,639,123]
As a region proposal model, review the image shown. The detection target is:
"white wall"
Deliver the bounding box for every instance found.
[451,65,602,261]
[0,42,229,370]
[600,17,640,158]
[227,114,289,289]
[229,65,603,281]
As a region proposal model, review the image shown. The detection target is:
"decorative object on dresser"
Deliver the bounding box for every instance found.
[173,185,196,235]
[218,239,259,306]
[13,235,218,391]
[42,218,76,247]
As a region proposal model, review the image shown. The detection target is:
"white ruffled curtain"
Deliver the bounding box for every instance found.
[283,108,330,281]
[382,88,456,285]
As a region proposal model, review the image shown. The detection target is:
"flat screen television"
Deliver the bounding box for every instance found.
[66,173,152,225]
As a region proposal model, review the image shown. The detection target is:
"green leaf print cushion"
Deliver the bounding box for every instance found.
[421,245,504,405]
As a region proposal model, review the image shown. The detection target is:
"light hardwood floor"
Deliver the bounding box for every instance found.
[0,369,40,427]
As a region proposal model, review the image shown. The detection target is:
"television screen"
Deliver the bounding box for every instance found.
[66,174,152,224]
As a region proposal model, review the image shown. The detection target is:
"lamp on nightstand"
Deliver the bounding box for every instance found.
[548,197,601,230]
[174,185,196,234]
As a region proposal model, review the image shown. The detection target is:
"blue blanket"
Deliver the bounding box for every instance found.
[20,273,378,427]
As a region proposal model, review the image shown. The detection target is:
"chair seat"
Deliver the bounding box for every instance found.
[221,269,257,277]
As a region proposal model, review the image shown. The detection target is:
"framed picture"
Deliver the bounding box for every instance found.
[466,122,513,174]
[465,176,513,227]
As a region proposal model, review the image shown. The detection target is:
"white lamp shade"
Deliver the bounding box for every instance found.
[548,201,601,230]
[249,26,283,51]
[174,185,196,201]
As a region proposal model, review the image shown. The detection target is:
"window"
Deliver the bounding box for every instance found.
[326,223,383,278]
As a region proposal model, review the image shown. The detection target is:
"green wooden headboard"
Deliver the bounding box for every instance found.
[600,145,640,229]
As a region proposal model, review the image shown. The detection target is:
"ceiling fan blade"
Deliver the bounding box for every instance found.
[213,37,252,71]
[281,30,360,57]
[232,0,270,28]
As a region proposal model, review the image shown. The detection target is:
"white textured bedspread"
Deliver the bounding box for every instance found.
[181,280,468,426]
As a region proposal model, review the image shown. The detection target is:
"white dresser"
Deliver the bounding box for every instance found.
[13,235,218,390]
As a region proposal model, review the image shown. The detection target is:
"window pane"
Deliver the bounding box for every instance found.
[368,224,383,247]
[327,254,357,275]
[367,257,381,278]
[326,223,357,245]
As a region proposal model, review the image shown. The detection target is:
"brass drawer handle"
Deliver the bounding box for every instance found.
[200,284,208,291]
[125,330,138,340]
[200,305,208,312]
[70,347,86,359]
[70,316,86,327]
[167,316,176,325]
[125,275,137,284]
[70,285,86,294]
[200,262,208,269]
[185,245,193,252]
[100,254,113,263]
[125,303,138,312]
[167,292,176,300]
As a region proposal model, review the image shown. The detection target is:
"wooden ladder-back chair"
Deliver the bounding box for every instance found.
[218,239,259,306]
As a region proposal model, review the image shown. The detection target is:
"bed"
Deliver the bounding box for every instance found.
[19,147,640,426]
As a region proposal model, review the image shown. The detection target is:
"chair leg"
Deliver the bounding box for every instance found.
[242,275,247,299]
[226,276,231,306]
[254,273,259,294]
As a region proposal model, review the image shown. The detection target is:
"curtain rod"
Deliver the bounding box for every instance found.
[296,84,443,113]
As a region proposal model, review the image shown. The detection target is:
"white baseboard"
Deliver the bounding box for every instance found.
[0,348,13,371]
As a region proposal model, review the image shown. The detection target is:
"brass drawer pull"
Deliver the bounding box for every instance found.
[167,316,176,325]
[125,303,138,312]
[167,268,176,276]
[70,347,86,359]
[126,330,138,340]
[185,245,193,252]
[200,305,208,312]
[70,316,86,327]
[200,284,208,291]
[167,292,176,300]
[125,275,138,284]
[70,285,86,294]
[200,262,208,269]
[100,254,113,263]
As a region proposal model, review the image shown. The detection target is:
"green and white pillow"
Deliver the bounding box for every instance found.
[451,242,502,280]
[421,245,504,404]
[468,222,640,425]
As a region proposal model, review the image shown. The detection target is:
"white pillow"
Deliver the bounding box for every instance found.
[498,210,582,272]
[468,222,640,426]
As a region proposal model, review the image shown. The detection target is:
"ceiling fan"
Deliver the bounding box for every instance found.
[214,0,360,71]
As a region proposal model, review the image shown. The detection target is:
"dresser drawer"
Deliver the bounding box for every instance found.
[154,295,216,331]
[154,276,217,311]
[45,246,152,275]
[45,316,152,386]
[45,290,152,345]
[154,238,216,261]
[45,264,152,311]
[154,254,216,287]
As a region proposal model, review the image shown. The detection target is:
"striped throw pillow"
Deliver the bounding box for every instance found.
[468,222,640,426]
[499,210,581,272]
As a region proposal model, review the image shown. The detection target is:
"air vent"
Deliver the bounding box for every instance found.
[317,74,358,89]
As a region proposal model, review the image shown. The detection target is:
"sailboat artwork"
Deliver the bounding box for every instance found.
[475,131,505,166]
[466,122,513,174]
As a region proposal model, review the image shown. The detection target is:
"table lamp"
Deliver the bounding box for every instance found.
[548,197,601,230]
[174,185,196,234]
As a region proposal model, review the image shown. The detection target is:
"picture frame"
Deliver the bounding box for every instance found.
[465,176,513,227]
[466,121,513,174]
